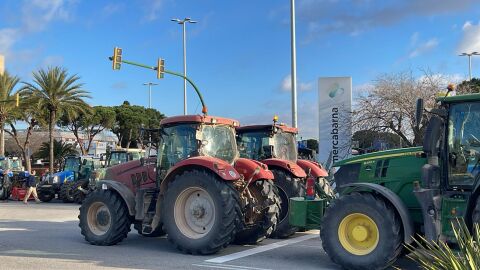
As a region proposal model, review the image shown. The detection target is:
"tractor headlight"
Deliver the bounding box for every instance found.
[52,175,59,184]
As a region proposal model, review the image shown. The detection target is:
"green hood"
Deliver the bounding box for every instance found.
[334,147,423,166]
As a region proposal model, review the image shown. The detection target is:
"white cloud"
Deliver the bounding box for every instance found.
[41,55,64,67]
[408,38,438,58]
[457,21,480,54]
[103,3,125,16]
[280,74,314,92]
[410,32,419,46]
[144,0,163,21]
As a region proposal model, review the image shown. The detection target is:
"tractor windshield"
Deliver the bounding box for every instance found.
[272,131,298,162]
[238,131,272,160]
[10,159,22,171]
[64,157,81,172]
[201,125,237,164]
[109,152,128,166]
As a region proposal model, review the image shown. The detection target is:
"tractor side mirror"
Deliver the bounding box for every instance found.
[416,98,424,128]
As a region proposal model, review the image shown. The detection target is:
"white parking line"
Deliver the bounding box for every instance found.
[205,234,319,264]
[192,262,271,270]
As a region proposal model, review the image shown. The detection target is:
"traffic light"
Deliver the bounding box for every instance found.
[16,93,19,107]
[112,47,122,70]
[157,58,165,79]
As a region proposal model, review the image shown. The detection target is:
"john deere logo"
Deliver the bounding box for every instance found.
[328,83,345,99]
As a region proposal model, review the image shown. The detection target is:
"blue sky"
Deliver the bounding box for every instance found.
[1,0,479,139]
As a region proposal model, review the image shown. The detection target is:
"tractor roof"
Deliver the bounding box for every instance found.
[160,115,240,127]
[237,124,298,134]
[437,93,480,103]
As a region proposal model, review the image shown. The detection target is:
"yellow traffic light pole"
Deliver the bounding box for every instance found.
[108,49,207,115]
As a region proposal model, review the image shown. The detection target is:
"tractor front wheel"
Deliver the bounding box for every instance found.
[60,182,75,203]
[270,169,305,238]
[235,180,281,244]
[321,192,402,270]
[37,188,54,202]
[162,170,241,255]
[79,189,132,245]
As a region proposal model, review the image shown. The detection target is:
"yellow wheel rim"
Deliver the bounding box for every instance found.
[338,213,379,255]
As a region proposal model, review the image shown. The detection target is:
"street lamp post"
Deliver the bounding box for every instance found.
[171,17,197,115]
[143,82,158,109]
[290,0,298,129]
[459,52,480,80]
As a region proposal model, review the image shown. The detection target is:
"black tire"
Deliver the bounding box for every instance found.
[162,170,242,255]
[270,169,305,238]
[60,182,75,203]
[79,189,132,246]
[234,179,281,244]
[37,188,54,202]
[73,181,89,204]
[471,196,480,225]
[321,192,403,270]
[134,223,166,237]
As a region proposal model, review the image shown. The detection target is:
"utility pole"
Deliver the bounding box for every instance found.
[171,18,197,115]
[143,82,158,109]
[459,52,480,80]
[290,0,298,128]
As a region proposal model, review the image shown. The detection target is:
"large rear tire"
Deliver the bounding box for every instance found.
[270,169,305,238]
[162,170,241,255]
[235,179,281,244]
[321,192,403,270]
[60,182,75,203]
[79,189,132,246]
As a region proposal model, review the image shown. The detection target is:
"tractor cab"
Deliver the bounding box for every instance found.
[105,149,143,167]
[415,91,480,242]
[236,123,298,162]
[157,115,239,172]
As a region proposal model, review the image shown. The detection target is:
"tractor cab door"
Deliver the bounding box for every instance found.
[157,124,198,172]
[446,102,480,189]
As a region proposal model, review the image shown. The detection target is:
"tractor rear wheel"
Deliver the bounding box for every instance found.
[235,180,281,244]
[37,188,54,202]
[162,170,241,255]
[60,182,75,203]
[321,192,402,270]
[79,189,132,245]
[270,169,305,238]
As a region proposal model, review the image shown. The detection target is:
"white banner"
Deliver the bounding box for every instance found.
[318,77,352,166]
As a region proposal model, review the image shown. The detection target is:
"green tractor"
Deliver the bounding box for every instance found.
[291,89,480,269]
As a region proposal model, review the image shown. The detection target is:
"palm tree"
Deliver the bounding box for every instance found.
[36,140,79,170]
[23,67,90,172]
[0,71,20,156]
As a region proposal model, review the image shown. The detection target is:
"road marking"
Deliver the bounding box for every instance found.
[205,234,318,263]
[193,263,271,270]
[0,228,29,232]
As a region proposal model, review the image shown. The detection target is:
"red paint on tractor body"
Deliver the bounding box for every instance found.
[262,158,307,178]
[104,158,157,193]
[160,115,239,127]
[166,156,241,181]
[296,159,328,177]
[234,158,274,181]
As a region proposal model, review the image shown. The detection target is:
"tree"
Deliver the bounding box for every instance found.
[22,67,90,172]
[112,101,164,148]
[353,70,445,147]
[5,92,46,172]
[457,78,480,94]
[58,106,116,155]
[35,140,78,170]
[0,71,20,156]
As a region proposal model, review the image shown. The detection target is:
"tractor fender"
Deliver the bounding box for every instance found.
[262,158,306,178]
[234,158,274,181]
[160,156,241,195]
[96,180,136,216]
[296,159,328,177]
[341,182,414,244]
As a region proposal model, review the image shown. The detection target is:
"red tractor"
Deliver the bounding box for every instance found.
[236,119,332,238]
[78,115,280,254]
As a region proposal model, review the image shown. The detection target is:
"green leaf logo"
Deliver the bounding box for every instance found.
[329,83,345,99]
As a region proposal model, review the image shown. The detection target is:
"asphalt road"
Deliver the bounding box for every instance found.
[0,200,419,270]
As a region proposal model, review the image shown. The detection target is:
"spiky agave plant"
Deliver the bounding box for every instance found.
[406,219,480,270]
